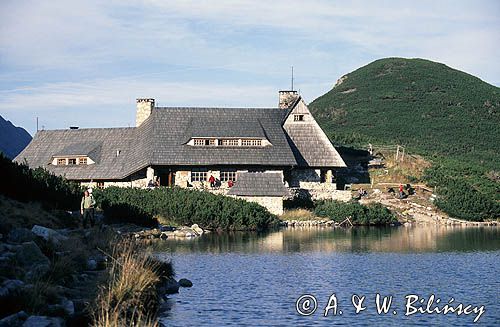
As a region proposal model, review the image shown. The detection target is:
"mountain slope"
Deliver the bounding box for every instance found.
[0,115,32,159]
[310,58,499,220]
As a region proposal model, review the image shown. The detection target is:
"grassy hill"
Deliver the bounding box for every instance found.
[310,58,500,220]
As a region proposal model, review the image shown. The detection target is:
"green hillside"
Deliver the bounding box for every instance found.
[310,58,500,220]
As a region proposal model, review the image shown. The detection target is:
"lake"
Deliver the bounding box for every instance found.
[155,226,499,326]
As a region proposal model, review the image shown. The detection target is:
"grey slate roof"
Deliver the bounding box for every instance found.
[15,104,345,180]
[15,127,150,180]
[150,107,296,166]
[285,123,346,167]
[227,172,289,197]
[187,118,266,139]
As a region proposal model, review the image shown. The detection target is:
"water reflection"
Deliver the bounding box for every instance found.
[153,225,500,254]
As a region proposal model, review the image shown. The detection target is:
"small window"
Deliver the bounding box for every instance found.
[68,158,77,165]
[221,139,239,146]
[57,158,66,165]
[241,139,262,146]
[193,139,205,146]
[220,170,237,182]
[206,139,216,146]
[294,114,305,121]
[191,169,207,182]
[79,157,87,165]
[97,181,105,189]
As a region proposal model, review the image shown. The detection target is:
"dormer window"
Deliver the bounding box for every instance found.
[189,138,268,147]
[294,114,305,122]
[241,139,262,146]
[52,156,94,165]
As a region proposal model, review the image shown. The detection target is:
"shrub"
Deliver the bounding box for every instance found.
[0,153,81,210]
[93,187,279,230]
[314,200,397,225]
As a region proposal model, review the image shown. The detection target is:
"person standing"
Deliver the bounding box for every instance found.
[81,190,96,228]
[208,175,216,188]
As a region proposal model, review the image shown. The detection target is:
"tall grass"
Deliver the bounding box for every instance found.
[92,240,167,327]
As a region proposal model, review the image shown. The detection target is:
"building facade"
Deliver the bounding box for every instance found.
[16,91,348,215]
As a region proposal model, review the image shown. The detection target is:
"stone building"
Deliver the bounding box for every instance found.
[16,91,348,214]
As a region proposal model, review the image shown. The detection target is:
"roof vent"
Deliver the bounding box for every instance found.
[69,126,79,130]
[116,150,121,157]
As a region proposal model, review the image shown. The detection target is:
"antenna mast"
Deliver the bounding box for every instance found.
[291,66,294,91]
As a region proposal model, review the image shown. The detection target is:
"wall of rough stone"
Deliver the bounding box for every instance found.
[79,170,148,189]
[232,195,284,215]
[288,187,351,202]
[136,98,155,127]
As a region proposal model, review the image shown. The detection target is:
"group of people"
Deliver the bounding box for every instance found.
[147,178,160,188]
[387,184,414,199]
[208,175,234,188]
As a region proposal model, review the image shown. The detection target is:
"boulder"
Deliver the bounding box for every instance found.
[86,259,97,271]
[191,224,204,235]
[15,242,50,279]
[161,278,179,294]
[31,225,68,245]
[22,316,64,327]
[7,228,34,244]
[178,278,193,288]
[0,311,28,326]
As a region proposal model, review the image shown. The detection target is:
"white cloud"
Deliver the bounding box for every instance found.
[0,0,498,132]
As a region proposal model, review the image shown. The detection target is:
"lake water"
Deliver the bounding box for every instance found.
[155,226,500,326]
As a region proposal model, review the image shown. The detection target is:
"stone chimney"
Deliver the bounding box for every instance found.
[136,98,155,127]
[278,90,299,109]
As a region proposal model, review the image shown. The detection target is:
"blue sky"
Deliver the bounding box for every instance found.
[1,0,499,135]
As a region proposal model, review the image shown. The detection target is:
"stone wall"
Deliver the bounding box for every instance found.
[136,98,155,127]
[232,195,284,215]
[288,188,351,202]
[79,170,148,189]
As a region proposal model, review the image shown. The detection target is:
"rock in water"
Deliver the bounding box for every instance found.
[191,224,204,235]
[178,278,193,287]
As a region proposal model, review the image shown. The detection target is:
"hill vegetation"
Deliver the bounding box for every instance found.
[310,58,500,221]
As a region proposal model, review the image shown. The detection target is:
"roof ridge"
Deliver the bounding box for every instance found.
[155,106,278,110]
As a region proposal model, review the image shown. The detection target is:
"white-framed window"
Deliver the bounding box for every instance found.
[97,181,105,189]
[79,157,87,165]
[220,170,237,182]
[193,139,205,146]
[191,168,208,182]
[294,114,305,121]
[57,158,66,165]
[221,139,239,146]
[241,139,262,146]
[68,158,77,165]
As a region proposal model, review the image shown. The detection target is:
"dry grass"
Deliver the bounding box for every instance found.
[0,195,71,233]
[280,209,317,221]
[92,240,161,327]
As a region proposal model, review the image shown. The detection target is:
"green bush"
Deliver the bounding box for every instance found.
[93,186,279,230]
[314,200,397,225]
[0,153,81,210]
